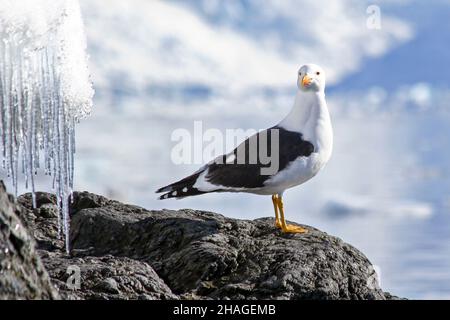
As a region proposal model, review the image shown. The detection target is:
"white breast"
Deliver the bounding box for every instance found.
[263,90,333,194]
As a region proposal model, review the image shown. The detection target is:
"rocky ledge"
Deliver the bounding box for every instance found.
[0,182,399,300]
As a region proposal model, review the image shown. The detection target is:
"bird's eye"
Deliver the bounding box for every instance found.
[316,71,320,75]
[299,72,302,76]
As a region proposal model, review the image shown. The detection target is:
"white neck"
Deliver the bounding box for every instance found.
[278,90,325,131]
[277,89,333,156]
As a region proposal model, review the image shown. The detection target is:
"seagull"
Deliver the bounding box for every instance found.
[157,64,333,233]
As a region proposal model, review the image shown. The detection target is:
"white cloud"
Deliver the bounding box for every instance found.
[79,0,413,91]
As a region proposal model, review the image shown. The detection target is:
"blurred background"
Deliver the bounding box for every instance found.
[6,0,450,299]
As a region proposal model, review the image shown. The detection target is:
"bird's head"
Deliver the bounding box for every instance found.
[297,64,326,93]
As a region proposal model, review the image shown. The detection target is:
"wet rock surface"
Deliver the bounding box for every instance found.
[0,182,58,300]
[16,192,176,300]
[14,189,398,300]
[1,182,400,300]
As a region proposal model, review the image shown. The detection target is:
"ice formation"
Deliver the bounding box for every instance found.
[0,0,93,253]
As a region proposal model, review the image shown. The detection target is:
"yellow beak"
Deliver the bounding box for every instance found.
[302,75,312,87]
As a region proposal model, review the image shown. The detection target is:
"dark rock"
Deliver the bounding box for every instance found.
[27,191,397,300]
[0,181,59,300]
[11,189,402,300]
[17,191,177,300]
[39,251,176,300]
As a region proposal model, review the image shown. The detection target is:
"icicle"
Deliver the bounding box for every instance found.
[0,0,93,254]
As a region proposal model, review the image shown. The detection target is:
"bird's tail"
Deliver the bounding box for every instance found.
[156,171,207,200]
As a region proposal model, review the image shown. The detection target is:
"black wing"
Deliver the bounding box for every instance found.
[157,126,314,199]
[205,126,314,188]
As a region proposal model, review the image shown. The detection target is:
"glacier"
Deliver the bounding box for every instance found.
[0,0,93,253]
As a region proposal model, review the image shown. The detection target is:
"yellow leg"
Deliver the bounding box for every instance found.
[272,194,282,228]
[276,195,307,234]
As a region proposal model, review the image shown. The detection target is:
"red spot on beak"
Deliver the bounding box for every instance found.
[302,75,312,87]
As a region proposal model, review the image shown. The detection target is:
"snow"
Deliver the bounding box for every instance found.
[0,0,93,253]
